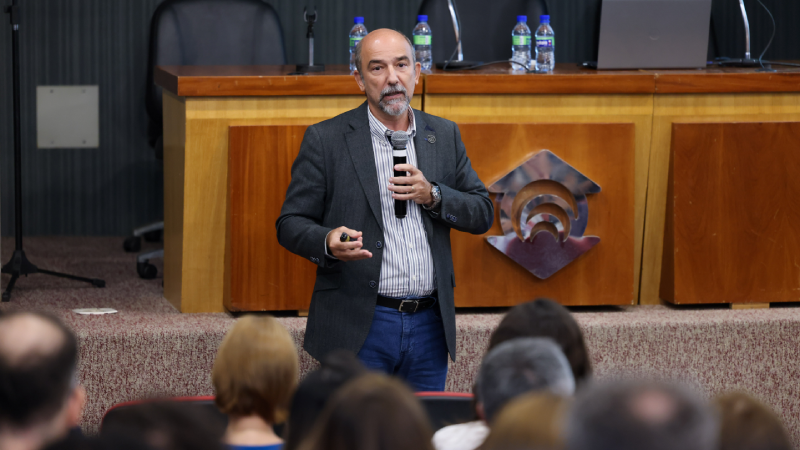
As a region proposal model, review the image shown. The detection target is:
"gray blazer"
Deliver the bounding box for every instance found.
[276,102,493,361]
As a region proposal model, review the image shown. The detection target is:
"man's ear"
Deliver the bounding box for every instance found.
[414,61,422,84]
[354,70,366,92]
[65,386,86,428]
[476,401,486,422]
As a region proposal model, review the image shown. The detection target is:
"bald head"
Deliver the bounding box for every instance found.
[354,29,416,77]
[0,313,69,365]
[0,312,78,429]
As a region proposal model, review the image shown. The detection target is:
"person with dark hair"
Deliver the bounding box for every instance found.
[712,392,793,450]
[299,373,434,450]
[434,338,575,450]
[283,350,367,450]
[488,298,591,384]
[100,401,225,450]
[564,380,718,450]
[212,316,299,450]
[0,312,86,450]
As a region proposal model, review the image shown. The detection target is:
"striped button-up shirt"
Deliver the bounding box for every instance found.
[367,107,436,298]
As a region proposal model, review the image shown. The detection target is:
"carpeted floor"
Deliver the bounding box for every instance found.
[2,238,800,447]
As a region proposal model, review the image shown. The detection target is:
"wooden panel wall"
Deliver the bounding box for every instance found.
[660,122,800,304]
[226,126,314,311]
[638,93,800,305]
[224,122,635,310]
[454,123,636,306]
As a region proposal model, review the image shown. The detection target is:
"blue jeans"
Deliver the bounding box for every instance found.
[357,301,449,391]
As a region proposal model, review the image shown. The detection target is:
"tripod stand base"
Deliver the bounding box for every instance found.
[1,249,105,302]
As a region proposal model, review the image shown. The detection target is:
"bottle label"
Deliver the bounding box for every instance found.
[413,35,431,45]
[536,37,554,48]
[350,36,364,48]
[512,36,531,46]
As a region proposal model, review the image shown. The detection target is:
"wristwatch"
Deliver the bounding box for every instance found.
[423,183,442,211]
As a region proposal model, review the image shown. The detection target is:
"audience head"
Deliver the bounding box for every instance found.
[300,373,434,450]
[100,401,224,450]
[713,392,792,450]
[489,298,592,384]
[477,337,575,424]
[212,315,298,424]
[479,392,570,450]
[284,350,367,450]
[45,433,156,450]
[565,380,718,450]
[0,311,85,450]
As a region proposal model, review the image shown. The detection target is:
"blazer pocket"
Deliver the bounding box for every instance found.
[313,272,341,291]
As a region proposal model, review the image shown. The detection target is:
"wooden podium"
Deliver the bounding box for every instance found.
[156,64,800,312]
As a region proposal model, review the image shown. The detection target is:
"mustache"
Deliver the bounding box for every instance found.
[380,84,408,101]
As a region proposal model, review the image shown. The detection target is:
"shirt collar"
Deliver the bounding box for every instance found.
[367,105,417,143]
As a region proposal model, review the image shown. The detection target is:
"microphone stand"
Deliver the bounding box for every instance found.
[295,7,325,73]
[2,0,105,302]
[716,0,768,69]
[437,0,481,70]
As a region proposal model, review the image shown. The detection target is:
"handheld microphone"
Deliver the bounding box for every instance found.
[390,131,409,219]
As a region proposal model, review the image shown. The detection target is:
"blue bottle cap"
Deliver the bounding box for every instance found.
[354,16,364,24]
[517,15,527,22]
[540,15,550,23]
[418,15,428,22]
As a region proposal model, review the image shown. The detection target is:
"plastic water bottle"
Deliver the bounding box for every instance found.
[511,16,532,72]
[349,17,368,73]
[535,15,555,73]
[413,15,432,71]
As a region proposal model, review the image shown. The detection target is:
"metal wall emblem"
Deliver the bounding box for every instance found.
[486,150,601,279]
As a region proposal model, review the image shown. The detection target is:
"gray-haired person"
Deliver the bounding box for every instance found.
[433,337,575,450]
[564,380,718,450]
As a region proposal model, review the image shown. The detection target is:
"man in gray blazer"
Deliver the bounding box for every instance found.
[277,29,493,390]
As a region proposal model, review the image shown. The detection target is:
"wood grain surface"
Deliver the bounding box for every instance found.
[660,122,800,304]
[224,122,635,310]
[425,93,652,304]
[226,125,314,311]
[425,64,655,94]
[156,65,423,97]
[453,123,636,306]
[638,93,800,305]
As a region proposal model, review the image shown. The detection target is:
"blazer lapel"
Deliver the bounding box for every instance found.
[413,109,437,239]
[346,103,384,231]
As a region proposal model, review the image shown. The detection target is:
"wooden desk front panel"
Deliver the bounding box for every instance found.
[224,123,635,311]
[454,123,636,306]
[226,125,313,311]
[639,93,800,305]
[660,122,800,304]
[425,93,652,304]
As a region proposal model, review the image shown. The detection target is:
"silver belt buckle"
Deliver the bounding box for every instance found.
[399,299,419,313]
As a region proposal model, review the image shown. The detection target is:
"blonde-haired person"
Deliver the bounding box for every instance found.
[478,393,569,450]
[300,373,434,450]
[212,315,299,450]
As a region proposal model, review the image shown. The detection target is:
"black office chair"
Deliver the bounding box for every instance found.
[417,0,548,66]
[125,0,287,279]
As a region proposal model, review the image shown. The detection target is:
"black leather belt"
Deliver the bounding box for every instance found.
[377,292,437,313]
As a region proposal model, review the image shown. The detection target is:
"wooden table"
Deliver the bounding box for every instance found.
[158,63,800,312]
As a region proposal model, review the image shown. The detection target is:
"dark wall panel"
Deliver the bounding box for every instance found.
[0,0,797,235]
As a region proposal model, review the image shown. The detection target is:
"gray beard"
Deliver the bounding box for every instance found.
[380,97,409,116]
